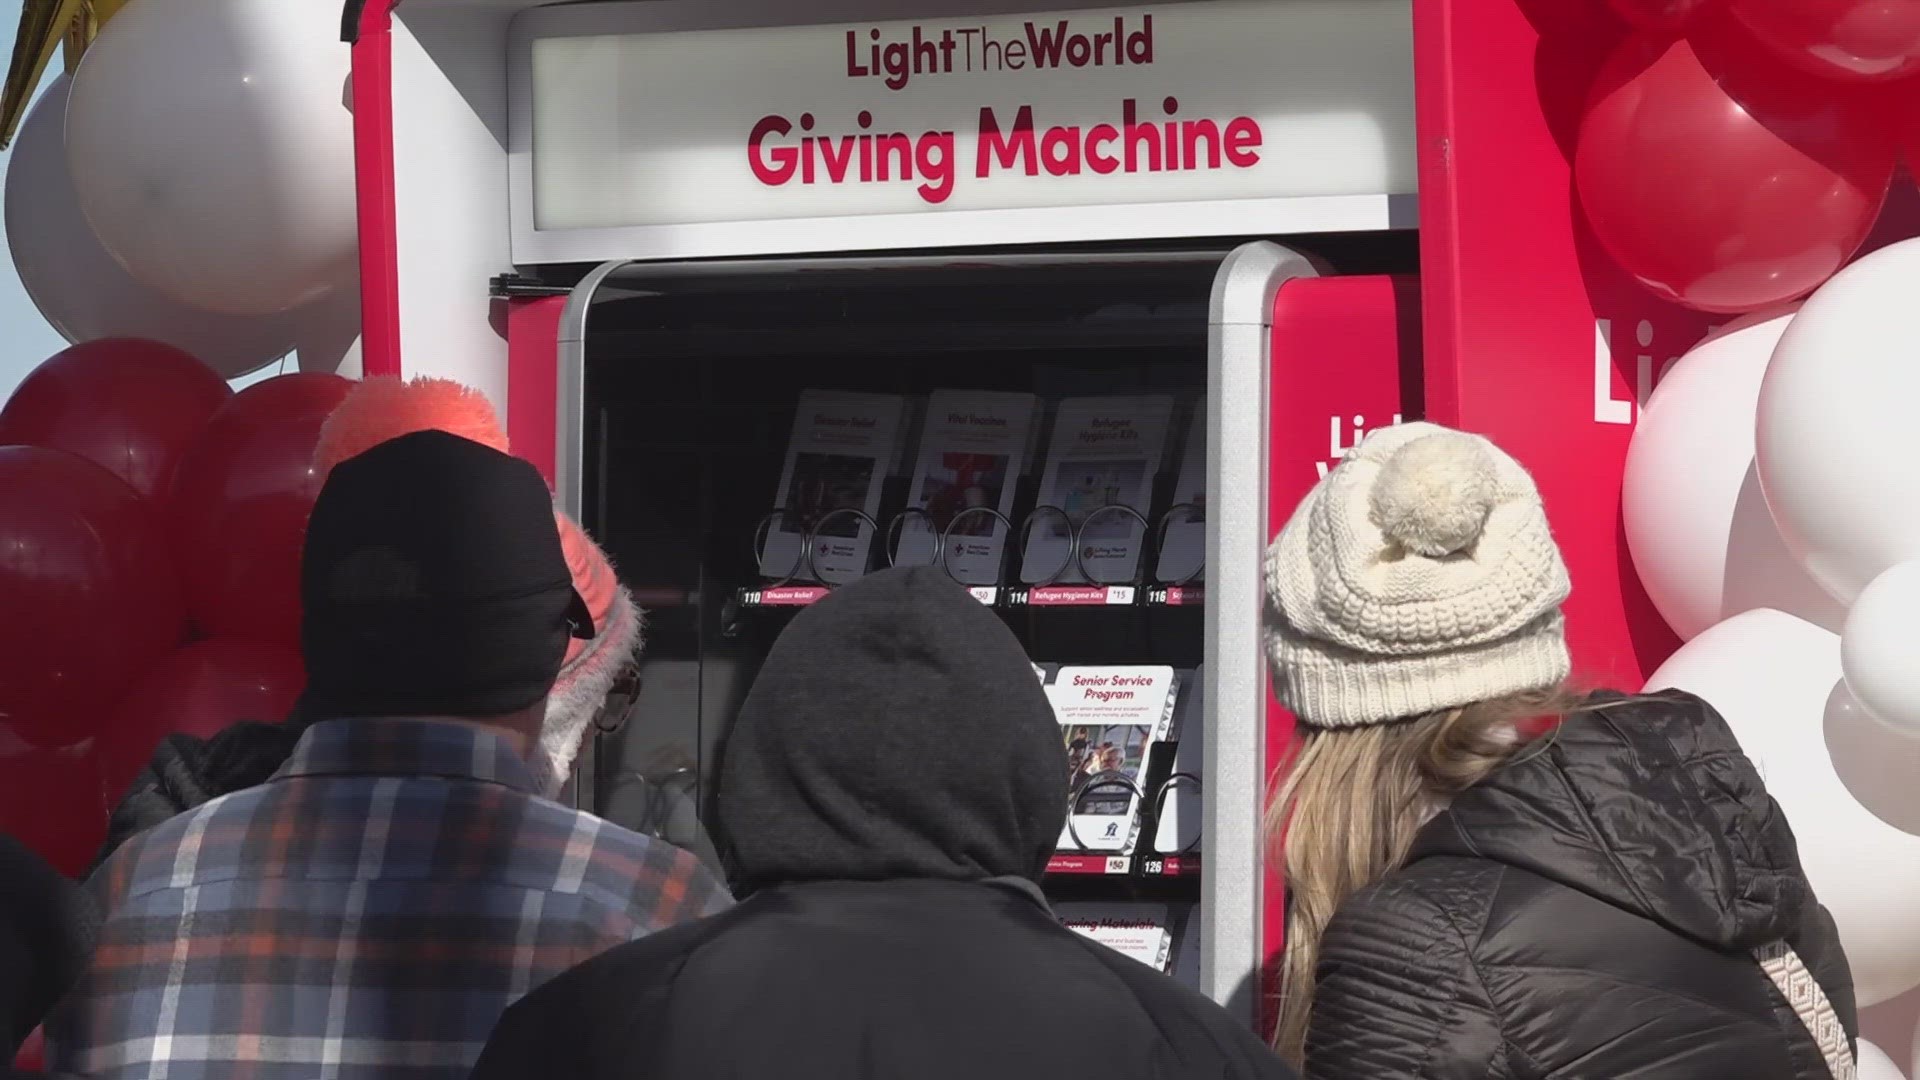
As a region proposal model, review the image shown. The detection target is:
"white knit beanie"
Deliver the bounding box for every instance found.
[1264,421,1571,729]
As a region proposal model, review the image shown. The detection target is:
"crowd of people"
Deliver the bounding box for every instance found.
[0,398,1855,1079]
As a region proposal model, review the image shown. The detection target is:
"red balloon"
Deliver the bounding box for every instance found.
[1575,15,1895,313]
[0,448,185,748]
[0,729,109,879]
[1903,109,1920,181]
[168,373,352,644]
[98,640,305,798]
[1605,0,1710,31]
[16,1027,46,1072]
[0,338,232,502]
[1728,0,1920,80]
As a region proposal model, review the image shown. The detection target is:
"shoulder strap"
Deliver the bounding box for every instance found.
[1755,941,1855,1080]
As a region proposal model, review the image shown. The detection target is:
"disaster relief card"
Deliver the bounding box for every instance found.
[1054,901,1175,972]
[1152,666,1204,855]
[761,390,908,584]
[1053,665,1179,854]
[898,390,1039,585]
[1021,395,1174,585]
[1154,402,1207,583]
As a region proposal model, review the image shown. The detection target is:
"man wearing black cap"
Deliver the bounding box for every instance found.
[46,431,730,1080]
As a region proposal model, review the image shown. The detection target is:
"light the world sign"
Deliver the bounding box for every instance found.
[517,0,1414,258]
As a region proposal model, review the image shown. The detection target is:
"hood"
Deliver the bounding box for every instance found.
[1408,689,1813,951]
[717,566,1065,894]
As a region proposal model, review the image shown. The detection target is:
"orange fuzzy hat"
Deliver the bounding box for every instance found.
[312,377,511,464]
[312,377,642,794]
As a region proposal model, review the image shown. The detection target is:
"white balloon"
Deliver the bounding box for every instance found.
[297,334,362,380]
[1843,561,1920,737]
[1758,237,1920,605]
[1824,682,1920,837]
[1646,609,1920,1006]
[1860,1038,1906,1080]
[290,280,362,379]
[1910,1017,1920,1080]
[1624,307,1844,640]
[65,0,357,317]
[2,73,297,377]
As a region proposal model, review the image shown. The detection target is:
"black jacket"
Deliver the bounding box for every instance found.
[1304,690,1855,1080]
[90,691,323,875]
[0,833,98,1069]
[473,567,1294,1080]
[91,720,307,875]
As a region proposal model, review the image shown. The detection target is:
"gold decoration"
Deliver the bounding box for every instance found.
[2,0,135,150]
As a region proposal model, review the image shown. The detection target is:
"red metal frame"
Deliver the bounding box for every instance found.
[347,0,404,378]
[1261,273,1421,1031]
[1411,0,1712,689]
[505,295,566,485]
[1408,0,1462,426]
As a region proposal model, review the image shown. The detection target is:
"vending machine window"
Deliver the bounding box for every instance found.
[553,238,1417,1022]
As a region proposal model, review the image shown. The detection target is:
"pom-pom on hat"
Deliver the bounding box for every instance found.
[313,377,509,471]
[311,376,642,794]
[1264,421,1571,729]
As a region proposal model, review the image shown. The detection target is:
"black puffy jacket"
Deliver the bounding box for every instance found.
[1305,690,1854,1080]
[88,692,324,876]
[89,720,306,876]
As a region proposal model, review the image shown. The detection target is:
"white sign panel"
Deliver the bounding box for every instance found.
[514,0,1414,261]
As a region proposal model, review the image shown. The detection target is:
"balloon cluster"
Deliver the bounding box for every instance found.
[0,342,347,876]
[1579,0,1918,314]
[1594,0,1920,1020]
[1628,239,1920,1012]
[2,0,361,377]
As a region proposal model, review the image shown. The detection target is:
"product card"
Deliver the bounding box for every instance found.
[761,390,907,583]
[1022,395,1174,585]
[1169,905,1202,989]
[1153,667,1204,855]
[1056,901,1176,972]
[1155,403,1206,583]
[899,390,1039,586]
[1053,664,1179,854]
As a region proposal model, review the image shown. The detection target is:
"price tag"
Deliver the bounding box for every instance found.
[1105,856,1131,875]
[1105,586,1136,605]
[969,586,997,605]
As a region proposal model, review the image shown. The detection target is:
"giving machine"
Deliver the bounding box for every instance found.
[352,0,1426,1028]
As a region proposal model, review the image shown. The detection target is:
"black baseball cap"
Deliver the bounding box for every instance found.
[300,429,595,719]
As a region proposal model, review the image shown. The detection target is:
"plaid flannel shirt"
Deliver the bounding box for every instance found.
[47,718,731,1080]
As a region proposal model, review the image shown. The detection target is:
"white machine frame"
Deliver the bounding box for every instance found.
[552,241,1316,1022]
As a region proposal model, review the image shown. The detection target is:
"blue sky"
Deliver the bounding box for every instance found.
[0,5,75,401]
[0,0,285,400]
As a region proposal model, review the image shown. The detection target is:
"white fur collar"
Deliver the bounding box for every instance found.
[530,583,642,797]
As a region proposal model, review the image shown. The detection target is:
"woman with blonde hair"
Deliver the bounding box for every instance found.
[1264,421,1855,1079]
